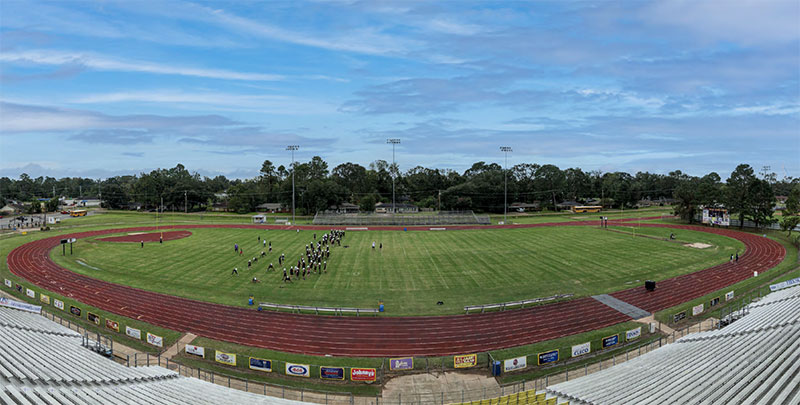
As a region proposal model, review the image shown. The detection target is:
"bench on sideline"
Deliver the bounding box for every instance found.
[258,302,380,316]
[464,294,574,314]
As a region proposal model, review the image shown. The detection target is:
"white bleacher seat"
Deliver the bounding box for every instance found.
[547,286,800,404]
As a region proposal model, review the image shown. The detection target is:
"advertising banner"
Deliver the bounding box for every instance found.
[285,363,310,378]
[673,311,686,323]
[26,288,35,298]
[249,357,272,372]
[626,327,641,341]
[725,291,735,301]
[503,356,527,372]
[320,366,345,380]
[87,312,101,326]
[146,332,163,347]
[39,294,50,305]
[571,342,591,358]
[602,334,619,349]
[126,326,141,340]
[770,277,800,292]
[351,368,377,382]
[390,357,413,371]
[186,344,205,357]
[453,354,477,368]
[70,305,82,317]
[4,279,11,288]
[0,297,42,313]
[702,208,730,226]
[710,297,720,308]
[54,299,64,311]
[105,319,119,332]
[692,304,704,316]
[15,284,22,293]
[215,351,236,366]
[537,350,559,366]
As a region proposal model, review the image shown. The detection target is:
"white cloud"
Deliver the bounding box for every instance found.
[0,50,285,81]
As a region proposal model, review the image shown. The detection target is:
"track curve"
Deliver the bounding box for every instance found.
[7,221,785,357]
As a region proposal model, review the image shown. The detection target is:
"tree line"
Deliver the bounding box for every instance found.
[1,160,797,227]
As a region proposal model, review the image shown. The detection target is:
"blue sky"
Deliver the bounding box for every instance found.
[1,0,798,180]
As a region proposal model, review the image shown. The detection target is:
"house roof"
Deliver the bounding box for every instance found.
[256,203,282,209]
[375,202,417,208]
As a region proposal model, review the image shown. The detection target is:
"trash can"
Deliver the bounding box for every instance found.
[379,301,385,312]
[492,361,501,376]
[248,297,254,306]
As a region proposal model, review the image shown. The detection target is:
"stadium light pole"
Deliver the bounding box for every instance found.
[500,146,512,224]
[287,145,299,223]
[387,139,401,216]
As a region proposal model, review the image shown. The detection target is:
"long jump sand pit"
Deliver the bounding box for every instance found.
[97,230,192,243]
[685,242,713,249]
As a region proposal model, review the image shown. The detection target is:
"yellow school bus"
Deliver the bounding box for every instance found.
[573,205,602,213]
[69,210,88,217]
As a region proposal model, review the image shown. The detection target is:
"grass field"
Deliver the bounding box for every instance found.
[51,224,742,315]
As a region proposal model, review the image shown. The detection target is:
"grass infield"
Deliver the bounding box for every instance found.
[51,224,742,316]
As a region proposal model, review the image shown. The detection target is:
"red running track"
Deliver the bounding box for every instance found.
[6,222,785,357]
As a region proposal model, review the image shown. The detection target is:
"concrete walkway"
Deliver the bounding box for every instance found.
[591,294,651,319]
[163,333,196,359]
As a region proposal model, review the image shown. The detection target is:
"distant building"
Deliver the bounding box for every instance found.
[509,202,540,212]
[255,203,288,213]
[1,203,24,214]
[375,202,418,213]
[556,201,580,211]
[327,202,359,214]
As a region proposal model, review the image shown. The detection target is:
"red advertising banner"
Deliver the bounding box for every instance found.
[350,368,376,382]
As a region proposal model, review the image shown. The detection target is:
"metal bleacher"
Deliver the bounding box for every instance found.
[0,303,313,405]
[546,284,800,405]
[449,388,570,405]
[313,210,491,226]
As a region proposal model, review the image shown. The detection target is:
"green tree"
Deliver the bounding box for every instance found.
[746,179,776,228]
[725,164,756,228]
[45,197,59,212]
[27,199,42,214]
[359,194,377,213]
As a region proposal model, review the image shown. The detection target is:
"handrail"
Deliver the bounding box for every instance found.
[464,294,574,313]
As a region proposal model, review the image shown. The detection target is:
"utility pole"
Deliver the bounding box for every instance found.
[438,190,441,212]
[286,145,299,223]
[387,139,400,216]
[184,191,188,214]
[500,146,512,224]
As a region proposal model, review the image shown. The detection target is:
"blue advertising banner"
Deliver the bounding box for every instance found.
[537,350,559,365]
[320,366,345,380]
[602,334,619,349]
[249,358,272,372]
[390,357,413,371]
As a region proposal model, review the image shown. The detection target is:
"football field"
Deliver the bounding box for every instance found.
[51,225,743,315]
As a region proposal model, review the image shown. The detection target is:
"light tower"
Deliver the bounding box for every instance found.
[500,146,513,224]
[387,138,401,216]
[286,145,299,223]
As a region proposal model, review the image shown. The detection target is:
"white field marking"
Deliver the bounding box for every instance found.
[419,233,450,289]
[76,260,102,271]
[127,232,147,235]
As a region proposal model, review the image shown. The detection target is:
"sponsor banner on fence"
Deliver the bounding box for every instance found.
[453,354,477,369]
[770,277,800,292]
[26,288,35,298]
[70,305,81,317]
[15,284,22,293]
[87,312,101,326]
[0,297,42,313]
[626,327,641,341]
[503,356,527,372]
[105,319,119,332]
[39,294,50,305]
[390,357,413,371]
[249,357,271,372]
[185,345,205,357]
[571,342,591,358]
[673,311,686,323]
[320,366,345,380]
[725,291,735,301]
[4,279,11,288]
[126,326,141,340]
[351,368,377,382]
[537,350,559,366]
[215,351,236,366]
[54,299,64,311]
[146,332,163,347]
[692,303,704,316]
[285,363,310,378]
[710,297,720,307]
[602,334,619,349]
